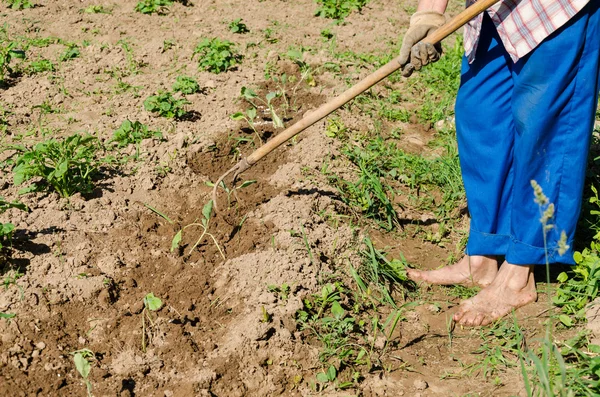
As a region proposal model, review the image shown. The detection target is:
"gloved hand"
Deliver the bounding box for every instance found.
[399,11,446,77]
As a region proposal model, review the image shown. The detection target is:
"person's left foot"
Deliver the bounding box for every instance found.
[453,261,537,326]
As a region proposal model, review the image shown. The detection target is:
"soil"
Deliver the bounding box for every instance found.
[0,1,592,397]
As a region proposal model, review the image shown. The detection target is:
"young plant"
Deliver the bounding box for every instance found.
[172,75,200,94]
[8,134,103,198]
[83,5,111,14]
[59,43,80,62]
[171,200,225,259]
[238,86,284,129]
[134,0,172,14]
[314,0,369,21]
[0,197,27,249]
[193,38,242,74]
[141,293,162,353]
[3,0,34,10]
[143,91,189,119]
[0,41,25,83]
[228,18,249,34]
[230,107,260,141]
[70,348,94,397]
[26,58,55,74]
[110,119,163,148]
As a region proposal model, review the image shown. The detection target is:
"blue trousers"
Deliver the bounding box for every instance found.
[455,1,600,265]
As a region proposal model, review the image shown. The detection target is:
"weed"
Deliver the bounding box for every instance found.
[228,18,249,34]
[0,197,27,249]
[135,0,172,14]
[26,58,54,74]
[193,38,242,74]
[237,86,284,129]
[172,75,200,94]
[314,0,368,21]
[0,311,15,319]
[171,200,226,259]
[268,283,291,301]
[70,348,94,397]
[3,0,34,10]
[7,133,103,197]
[141,293,162,352]
[144,91,189,119]
[110,119,163,148]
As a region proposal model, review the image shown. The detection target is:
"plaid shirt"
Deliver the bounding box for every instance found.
[464,0,590,63]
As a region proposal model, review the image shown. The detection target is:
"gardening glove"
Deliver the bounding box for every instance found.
[399,11,445,77]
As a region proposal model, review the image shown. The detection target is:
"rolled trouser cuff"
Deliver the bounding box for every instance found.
[505,239,576,265]
[465,228,510,256]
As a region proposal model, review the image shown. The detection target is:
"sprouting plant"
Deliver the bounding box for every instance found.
[314,0,369,21]
[83,4,111,14]
[230,107,260,141]
[141,292,162,352]
[143,91,189,118]
[70,348,94,397]
[228,18,249,34]
[134,0,172,14]
[193,38,242,74]
[59,43,80,62]
[7,134,103,197]
[0,41,25,83]
[3,0,34,10]
[206,179,257,208]
[0,197,27,250]
[110,119,163,148]
[171,200,225,259]
[237,86,284,129]
[172,75,200,94]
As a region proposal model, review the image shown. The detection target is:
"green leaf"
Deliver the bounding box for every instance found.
[171,230,182,252]
[246,107,256,120]
[316,372,329,383]
[144,293,163,311]
[573,251,583,263]
[557,272,569,283]
[326,365,337,381]
[202,200,214,221]
[231,112,245,120]
[0,312,16,319]
[331,301,345,320]
[265,92,277,103]
[558,314,573,327]
[73,352,91,379]
[238,180,257,189]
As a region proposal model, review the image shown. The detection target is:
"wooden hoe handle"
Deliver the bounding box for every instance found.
[213,0,501,204]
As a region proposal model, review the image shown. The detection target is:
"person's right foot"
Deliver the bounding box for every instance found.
[406,255,499,287]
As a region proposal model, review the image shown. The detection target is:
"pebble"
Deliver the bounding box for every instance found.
[413,379,428,390]
[35,342,46,350]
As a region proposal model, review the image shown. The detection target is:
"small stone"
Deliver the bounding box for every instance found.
[164,391,174,397]
[35,342,46,350]
[31,350,40,358]
[413,379,428,390]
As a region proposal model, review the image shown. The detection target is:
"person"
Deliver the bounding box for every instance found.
[399,0,600,326]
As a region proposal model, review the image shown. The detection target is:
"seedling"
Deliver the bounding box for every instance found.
[135,0,172,14]
[228,18,249,34]
[193,38,242,74]
[143,91,189,119]
[0,197,27,249]
[0,311,15,319]
[7,133,103,198]
[141,292,162,353]
[59,43,80,62]
[0,40,25,83]
[83,5,111,14]
[172,75,200,94]
[206,179,256,208]
[3,0,34,9]
[314,0,368,21]
[237,86,284,129]
[110,119,163,148]
[171,200,225,259]
[26,58,54,74]
[71,348,94,397]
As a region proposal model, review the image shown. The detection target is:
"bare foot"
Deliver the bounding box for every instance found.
[453,261,537,327]
[406,255,498,287]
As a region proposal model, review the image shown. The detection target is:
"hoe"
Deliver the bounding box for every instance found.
[212,0,501,209]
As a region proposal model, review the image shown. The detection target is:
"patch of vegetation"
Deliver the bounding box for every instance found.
[83,4,111,14]
[59,43,80,62]
[26,58,55,74]
[135,0,172,14]
[172,75,200,94]
[71,348,94,397]
[143,91,189,119]
[6,134,104,198]
[193,38,242,74]
[3,0,34,10]
[0,197,27,250]
[314,0,368,21]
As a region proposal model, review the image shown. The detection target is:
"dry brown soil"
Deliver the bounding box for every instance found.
[0,1,590,396]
